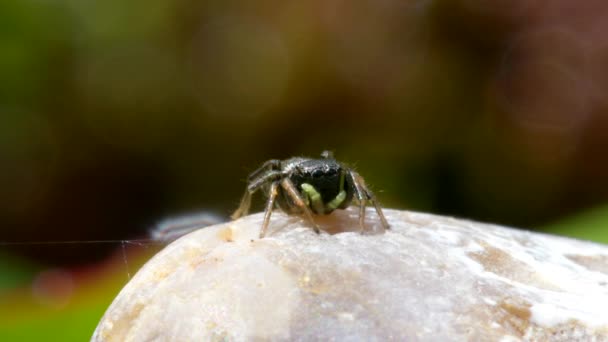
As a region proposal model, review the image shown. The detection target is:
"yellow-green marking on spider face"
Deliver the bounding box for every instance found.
[301,171,347,214]
[327,171,347,211]
[301,183,324,214]
[326,190,346,211]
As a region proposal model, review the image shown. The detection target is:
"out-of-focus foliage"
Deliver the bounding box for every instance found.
[543,205,608,245]
[0,247,157,342]
[1,0,608,339]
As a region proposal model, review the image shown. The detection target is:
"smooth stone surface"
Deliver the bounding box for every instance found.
[92,208,608,341]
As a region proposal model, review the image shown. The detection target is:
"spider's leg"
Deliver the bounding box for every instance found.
[248,170,282,193]
[347,170,368,232]
[280,178,321,234]
[247,159,281,182]
[260,181,279,238]
[348,170,390,232]
[231,190,252,220]
[231,170,282,220]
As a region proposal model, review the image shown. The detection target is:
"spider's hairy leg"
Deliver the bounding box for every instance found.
[348,170,390,232]
[247,159,281,182]
[231,190,252,220]
[259,181,279,238]
[248,170,282,193]
[280,178,321,234]
[348,170,368,232]
[231,170,282,220]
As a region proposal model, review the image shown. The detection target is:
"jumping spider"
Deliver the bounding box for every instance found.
[232,151,390,238]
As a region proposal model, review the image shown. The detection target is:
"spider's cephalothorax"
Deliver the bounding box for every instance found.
[232,151,390,238]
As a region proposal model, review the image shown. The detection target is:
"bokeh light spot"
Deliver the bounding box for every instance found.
[31,268,74,309]
[188,14,291,118]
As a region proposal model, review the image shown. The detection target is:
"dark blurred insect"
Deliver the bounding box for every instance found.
[232,151,390,238]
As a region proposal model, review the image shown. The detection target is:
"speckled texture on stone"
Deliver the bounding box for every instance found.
[92,208,608,341]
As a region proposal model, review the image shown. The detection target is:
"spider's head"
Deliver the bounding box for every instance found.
[281,155,354,215]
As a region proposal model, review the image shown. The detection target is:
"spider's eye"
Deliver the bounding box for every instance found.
[312,169,324,178]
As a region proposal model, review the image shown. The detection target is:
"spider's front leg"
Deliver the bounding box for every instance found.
[231,190,253,220]
[280,178,321,234]
[231,169,282,220]
[348,170,390,232]
[260,181,279,238]
[247,159,280,183]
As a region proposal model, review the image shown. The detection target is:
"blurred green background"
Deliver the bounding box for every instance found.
[2,0,608,340]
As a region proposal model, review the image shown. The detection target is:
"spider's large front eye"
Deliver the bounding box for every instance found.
[312,170,323,178]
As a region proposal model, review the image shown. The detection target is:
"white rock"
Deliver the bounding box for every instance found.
[92,208,608,341]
